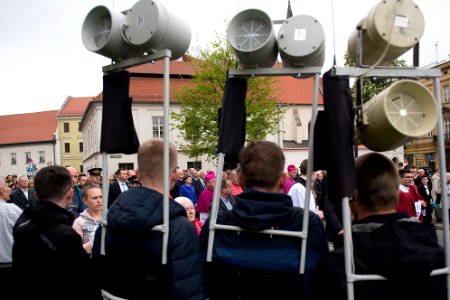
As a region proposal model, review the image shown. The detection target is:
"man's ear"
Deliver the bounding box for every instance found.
[278,173,286,192]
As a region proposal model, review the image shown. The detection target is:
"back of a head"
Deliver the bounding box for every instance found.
[299,159,308,175]
[239,141,284,189]
[174,196,191,207]
[137,138,177,182]
[355,153,399,211]
[34,165,72,202]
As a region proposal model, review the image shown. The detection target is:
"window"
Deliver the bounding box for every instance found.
[25,152,31,164]
[119,163,134,170]
[80,165,84,173]
[152,116,164,138]
[78,122,82,132]
[445,118,450,140]
[39,151,45,163]
[445,85,449,103]
[187,161,202,170]
[64,142,71,153]
[64,122,70,133]
[79,142,83,152]
[11,153,16,165]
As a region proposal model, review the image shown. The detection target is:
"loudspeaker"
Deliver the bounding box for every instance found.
[348,0,424,66]
[278,15,325,68]
[227,9,278,68]
[81,5,140,61]
[357,80,438,152]
[123,0,191,60]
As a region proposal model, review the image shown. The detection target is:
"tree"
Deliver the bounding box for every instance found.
[344,52,409,104]
[171,35,283,162]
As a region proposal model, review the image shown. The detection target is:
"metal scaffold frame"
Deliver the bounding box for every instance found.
[334,65,450,300]
[207,66,322,274]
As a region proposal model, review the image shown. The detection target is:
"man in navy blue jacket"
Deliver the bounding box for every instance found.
[311,153,447,300]
[92,138,204,299]
[200,141,329,300]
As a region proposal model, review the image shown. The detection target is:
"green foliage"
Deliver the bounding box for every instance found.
[344,52,410,105]
[171,35,283,161]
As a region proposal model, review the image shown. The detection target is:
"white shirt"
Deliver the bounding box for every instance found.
[21,188,28,200]
[0,201,23,263]
[220,197,233,211]
[288,182,316,213]
[118,180,128,193]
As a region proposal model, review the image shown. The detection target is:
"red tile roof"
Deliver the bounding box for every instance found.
[276,76,324,105]
[0,110,58,145]
[127,58,323,105]
[128,56,195,76]
[58,96,93,117]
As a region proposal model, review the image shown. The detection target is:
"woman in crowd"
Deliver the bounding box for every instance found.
[72,185,103,255]
[174,196,203,235]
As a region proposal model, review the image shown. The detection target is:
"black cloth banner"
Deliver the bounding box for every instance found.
[100,70,140,154]
[314,69,356,198]
[217,77,247,157]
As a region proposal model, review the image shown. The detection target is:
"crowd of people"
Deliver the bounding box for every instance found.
[0,138,448,299]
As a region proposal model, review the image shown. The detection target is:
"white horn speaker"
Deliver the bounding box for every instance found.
[357,80,438,152]
[227,9,278,68]
[278,15,325,68]
[81,5,140,61]
[348,0,424,66]
[123,0,191,60]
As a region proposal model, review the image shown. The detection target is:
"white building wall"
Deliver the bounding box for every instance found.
[0,143,56,176]
[80,100,404,176]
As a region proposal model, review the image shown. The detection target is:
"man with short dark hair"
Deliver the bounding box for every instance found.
[107,168,129,208]
[12,165,95,300]
[312,153,447,300]
[200,141,328,299]
[67,166,85,219]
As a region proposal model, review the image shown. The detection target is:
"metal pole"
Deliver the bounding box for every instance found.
[101,152,109,255]
[161,54,171,264]
[432,77,450,299]
[206,153,225,261]
[299,73,320,273]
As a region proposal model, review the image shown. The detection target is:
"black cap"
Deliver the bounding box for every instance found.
[128,175,140,185]
[88,167,102,176]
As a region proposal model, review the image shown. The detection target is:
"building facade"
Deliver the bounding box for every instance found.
[56,96,92,172]
[405,58,450,172]
[0,110,58,176]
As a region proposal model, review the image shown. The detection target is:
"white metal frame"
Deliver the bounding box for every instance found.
[100,49,173,265]
[206,67,322,274]
[335,66,450,300]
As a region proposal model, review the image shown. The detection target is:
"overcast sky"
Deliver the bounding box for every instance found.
[1,0,448,116]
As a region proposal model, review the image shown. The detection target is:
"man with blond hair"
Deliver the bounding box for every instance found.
[92,138,204,299]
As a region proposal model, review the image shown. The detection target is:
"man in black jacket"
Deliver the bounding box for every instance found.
[12,165,95,300]
[312,153,447,300]
[9,175,37,210]
[200,141,328,300]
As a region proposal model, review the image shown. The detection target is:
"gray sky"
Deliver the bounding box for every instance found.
[1,0,448,116]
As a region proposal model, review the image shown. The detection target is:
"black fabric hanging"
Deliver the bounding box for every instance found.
[100,70,140,154]
[313,110,330,171]
[217,77,247,169]
[314,69,356,198]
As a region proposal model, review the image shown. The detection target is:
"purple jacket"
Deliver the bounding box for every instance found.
[196,187,214,213]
